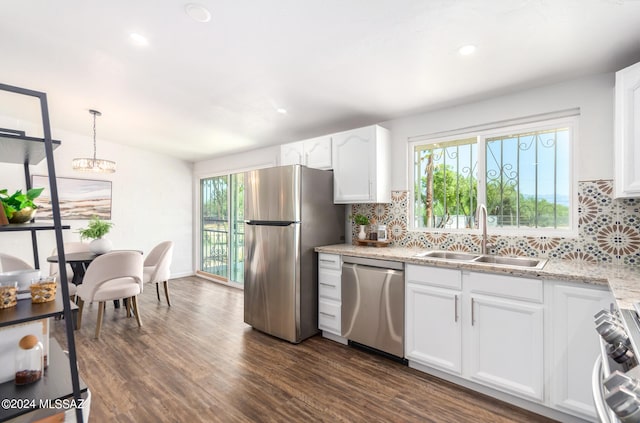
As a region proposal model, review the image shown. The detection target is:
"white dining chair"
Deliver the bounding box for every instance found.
[143,241,174,306]
[0,253,33,272]
[49,242,90,301]
[75,251,144,339]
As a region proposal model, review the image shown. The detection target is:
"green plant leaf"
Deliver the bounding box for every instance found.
[349,213,370,225]
[76,216,114,240]
[0,188,44,212]
[26,187,44,200]
[2,202,15,219]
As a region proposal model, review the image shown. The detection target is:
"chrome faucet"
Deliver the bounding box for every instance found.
[476,204,489,255]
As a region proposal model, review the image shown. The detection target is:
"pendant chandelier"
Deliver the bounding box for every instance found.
[72,109,116,173]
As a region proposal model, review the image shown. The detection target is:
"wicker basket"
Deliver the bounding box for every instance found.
[0,285,17,309]
[30,281,57,304]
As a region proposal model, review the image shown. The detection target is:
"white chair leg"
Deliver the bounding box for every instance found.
[95,301,105,339]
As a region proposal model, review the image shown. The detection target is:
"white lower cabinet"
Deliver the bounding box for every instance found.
[405,265,462,375]
[406,283,462,374]
[406,263,607,421]
[465,271,544,402]
[466,293,544,401]
[318,254,343,337]
[549,283,613,420]
[318,298,341,334]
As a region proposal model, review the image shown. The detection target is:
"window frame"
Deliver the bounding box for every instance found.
[408,115,578,237]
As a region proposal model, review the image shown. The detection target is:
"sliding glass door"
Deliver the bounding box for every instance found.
[229,173,244,283]
[200,173,244,284]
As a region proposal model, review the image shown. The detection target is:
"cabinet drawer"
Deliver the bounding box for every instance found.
[406,264,462,290]
[318,253,341,270]
[319,268,341,301]
[319,299,341,335]
[466,271,543,303]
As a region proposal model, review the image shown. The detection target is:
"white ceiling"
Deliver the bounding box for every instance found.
[1,0,639,162]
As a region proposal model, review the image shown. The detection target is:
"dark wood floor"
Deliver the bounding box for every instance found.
[51,276,556,422]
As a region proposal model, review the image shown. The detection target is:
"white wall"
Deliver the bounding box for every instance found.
[193,145,279,178]
[0,125,194,278]
[381,72,615,190]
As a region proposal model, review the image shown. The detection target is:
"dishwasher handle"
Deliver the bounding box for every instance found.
[342,255,404,270]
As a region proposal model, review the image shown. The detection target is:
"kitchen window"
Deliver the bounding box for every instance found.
[409,116,576,234]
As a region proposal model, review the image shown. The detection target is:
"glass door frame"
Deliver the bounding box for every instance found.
[197,172,244,287]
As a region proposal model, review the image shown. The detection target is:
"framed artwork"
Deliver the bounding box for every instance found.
[31,175,112,220]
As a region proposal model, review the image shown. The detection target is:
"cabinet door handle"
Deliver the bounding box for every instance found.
[319,311,335,318]
[454,295,458,322]
[471,298,475,326]
[319,259,335,263]
[319,283,335,288]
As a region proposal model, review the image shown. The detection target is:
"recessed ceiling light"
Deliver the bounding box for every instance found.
[276,108,288,115]
[458,44,476,56]
[185,3,212,23]
[130,33,149,47]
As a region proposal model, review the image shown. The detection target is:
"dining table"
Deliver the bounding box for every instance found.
[46,250,143,309]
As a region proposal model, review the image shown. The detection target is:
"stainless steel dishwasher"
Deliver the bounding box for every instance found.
[341,256,404,358]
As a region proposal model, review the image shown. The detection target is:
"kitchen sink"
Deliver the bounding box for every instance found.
[413,250,547,269]
[414,251,480,261]
[472,255,547,269]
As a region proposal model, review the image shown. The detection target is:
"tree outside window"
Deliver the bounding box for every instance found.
[412,120,573,232]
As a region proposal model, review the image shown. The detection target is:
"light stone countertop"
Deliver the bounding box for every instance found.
[315,244,640,311]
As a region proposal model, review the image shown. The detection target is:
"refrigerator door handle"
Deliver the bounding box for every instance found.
[244,220,297,226]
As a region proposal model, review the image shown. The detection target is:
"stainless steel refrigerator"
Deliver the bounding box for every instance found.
[244,165,345,343]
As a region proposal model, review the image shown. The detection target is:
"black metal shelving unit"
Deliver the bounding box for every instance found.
[0,83,84,422]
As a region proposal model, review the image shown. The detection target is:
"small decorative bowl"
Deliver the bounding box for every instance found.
[9,207,36,224]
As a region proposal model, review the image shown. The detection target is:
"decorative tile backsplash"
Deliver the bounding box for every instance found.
[351,180,640,266]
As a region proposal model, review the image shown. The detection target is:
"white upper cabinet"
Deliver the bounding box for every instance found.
[614,61,640,198]
[280,141,304,166]
[332,125,391,203]
[303,136,332,169]
[280,136,332,170]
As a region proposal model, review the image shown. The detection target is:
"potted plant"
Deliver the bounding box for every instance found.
[350,213,370,240]
[77,216,114,254]
[0,187,44,224]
